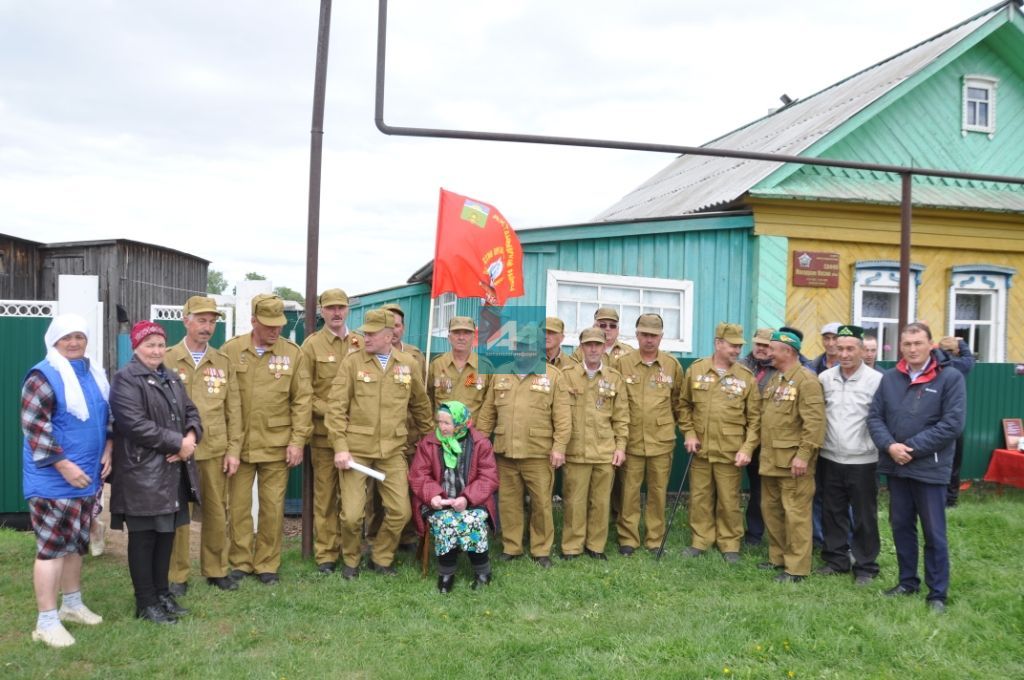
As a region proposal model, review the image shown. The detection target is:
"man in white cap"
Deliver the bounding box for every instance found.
[810,322,842,375]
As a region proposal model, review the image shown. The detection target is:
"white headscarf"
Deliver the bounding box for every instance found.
[43,313,111,421]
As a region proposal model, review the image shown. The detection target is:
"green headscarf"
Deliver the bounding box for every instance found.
[436,401,470,469]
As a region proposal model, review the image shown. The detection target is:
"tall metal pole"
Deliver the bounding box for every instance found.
[302,0,333,560]
[898,173,912,333]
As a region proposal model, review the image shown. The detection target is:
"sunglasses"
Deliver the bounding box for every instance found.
[598,322,618,329]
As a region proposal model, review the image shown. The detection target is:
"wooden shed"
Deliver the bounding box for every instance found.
[38,239,209,370]
[0,232,44,300]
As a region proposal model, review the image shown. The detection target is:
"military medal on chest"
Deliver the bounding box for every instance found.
[357,370,372,383]
[693,374,714,390]
[393,364,411,385]
[531,375,552,393]
[269,354,290,379]
[204,366,225,394]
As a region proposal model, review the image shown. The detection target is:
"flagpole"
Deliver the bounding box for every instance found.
[424,296,436,381]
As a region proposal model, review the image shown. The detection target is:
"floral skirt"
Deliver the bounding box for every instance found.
[427,508,489,556]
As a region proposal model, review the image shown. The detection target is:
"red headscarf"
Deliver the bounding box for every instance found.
[130,320,166,349]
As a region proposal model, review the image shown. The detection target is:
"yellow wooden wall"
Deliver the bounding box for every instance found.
[749,199,1024,360]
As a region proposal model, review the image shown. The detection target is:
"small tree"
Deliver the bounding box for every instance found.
[207,269,229,295]
[274,286,305,305]
[245,272,267,281]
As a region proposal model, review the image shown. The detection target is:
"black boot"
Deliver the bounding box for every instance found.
[158,593,190,617]
[437,574,455,594]
[471,572,492,590]
[136,604,177,625]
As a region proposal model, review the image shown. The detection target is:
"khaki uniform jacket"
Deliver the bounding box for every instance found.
[547,351,578,371]
[397,341,426,455]
[563,363,629,464]
[572,340,634,364]
[221,333,313,463]
[427,351,491,414]
[616,350,684,457]
[326,350,433,459]
[679,357,761,463]
[759,365,826,477]
[301,328,364,448]
[165,341,243,461]
[475,365,572,459]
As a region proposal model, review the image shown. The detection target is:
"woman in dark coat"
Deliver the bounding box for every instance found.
[409,401,498,593]
[110,321,202,624]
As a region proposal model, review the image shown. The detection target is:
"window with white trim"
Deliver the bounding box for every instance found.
[852,262,923,363]
[962,75,997,137]
[431,292,457,337]
[545,270,693,353]
[948,265,1013,362]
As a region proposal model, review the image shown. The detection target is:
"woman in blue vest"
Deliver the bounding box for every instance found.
[109,321,202,625]
[21,313,111,649]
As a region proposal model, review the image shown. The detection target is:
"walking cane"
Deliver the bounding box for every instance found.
[655,453,693,560]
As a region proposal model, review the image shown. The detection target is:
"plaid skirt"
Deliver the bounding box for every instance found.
[28,496,96,560]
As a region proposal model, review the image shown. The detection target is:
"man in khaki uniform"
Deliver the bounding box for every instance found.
[300,288,363,574]
[544,317,577,370]
[166,296,243,592]
[759,330,826,582]
[222,294,312,585]
[561,328,629,560]
[615,313,684,555]
[427,316,490,414]
[475,332,572,567]
[327,309,432,578]
[571,307,634,363]
[679,322,760,563]
[372,303,425,548]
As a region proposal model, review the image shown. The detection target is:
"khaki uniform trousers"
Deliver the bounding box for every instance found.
[561,462,614,555]
[760,474,815,576]
[228,459,289,575]
[169,506,195,584]
[310,446,341,565]
[364,452,418,546]
[688,456,744,553]
[616,452,672,550]
[339,454,410,569]
[497,457,554,558]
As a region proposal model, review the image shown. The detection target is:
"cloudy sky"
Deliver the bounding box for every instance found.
[0,0,979,298]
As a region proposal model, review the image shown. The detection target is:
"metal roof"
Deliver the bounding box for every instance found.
[594,4,1012,222]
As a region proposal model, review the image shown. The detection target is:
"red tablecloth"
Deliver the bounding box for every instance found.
[984,449,1024,489]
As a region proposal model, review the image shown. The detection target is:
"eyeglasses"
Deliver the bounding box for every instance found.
[598,322,618,329]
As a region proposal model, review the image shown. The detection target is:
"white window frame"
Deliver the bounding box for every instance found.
[430,292,457,338]
[545,270,694,353]
[948,266,1013,363]
[962,75,997,138]
[852,262,922,363]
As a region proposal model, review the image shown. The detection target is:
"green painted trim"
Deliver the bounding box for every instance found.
[756,11,1017,191]
[517,213,754,244]
[350,282,430,305]
[750,235,788,330]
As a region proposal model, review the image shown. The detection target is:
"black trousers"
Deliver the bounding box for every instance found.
[437,548,489,575]
[819,458,880,576]
[127,530,175,609]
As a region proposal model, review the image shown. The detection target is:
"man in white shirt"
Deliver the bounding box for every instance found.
[816,325,882,585]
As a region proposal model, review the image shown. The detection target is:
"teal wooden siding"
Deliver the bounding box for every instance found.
[756,29,1024,201]
[1,316,53,514]
[511,227,756,358]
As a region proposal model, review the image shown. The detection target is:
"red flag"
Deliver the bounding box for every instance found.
[432,188,525,305]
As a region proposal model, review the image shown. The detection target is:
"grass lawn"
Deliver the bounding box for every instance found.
[1,486,1022,680]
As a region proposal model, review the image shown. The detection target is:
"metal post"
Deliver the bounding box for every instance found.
[898,173,912,333]
[302,0,333,560]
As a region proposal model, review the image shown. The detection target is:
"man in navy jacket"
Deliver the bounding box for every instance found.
[867,322,965,613]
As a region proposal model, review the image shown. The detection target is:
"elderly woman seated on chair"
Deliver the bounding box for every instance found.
[408,401,498,593]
